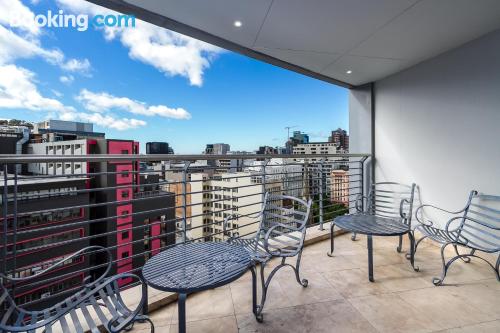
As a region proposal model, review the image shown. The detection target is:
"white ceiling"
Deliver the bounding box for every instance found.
[117,0,500,87]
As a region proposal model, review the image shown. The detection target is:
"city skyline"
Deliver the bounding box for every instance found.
[0,0,348,154]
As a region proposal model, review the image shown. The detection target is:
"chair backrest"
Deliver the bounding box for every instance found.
[366,182,416,226]
[260,193,311,232]
[457,192,500,253]
[256,193,312,256]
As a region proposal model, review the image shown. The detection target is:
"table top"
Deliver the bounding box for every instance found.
[142,242,252,293]
[334,213,409,236]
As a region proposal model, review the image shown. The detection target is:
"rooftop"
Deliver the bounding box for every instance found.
[127,232,500,333]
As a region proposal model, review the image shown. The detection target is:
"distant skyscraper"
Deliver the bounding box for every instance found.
[146,142,173,154]
[328,128,349,151]
[285,131,309,153]
[204,143,230,155]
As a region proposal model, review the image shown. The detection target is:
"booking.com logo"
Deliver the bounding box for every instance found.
[10,10,136,32]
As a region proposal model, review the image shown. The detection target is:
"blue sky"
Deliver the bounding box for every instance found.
[0,0,348,153]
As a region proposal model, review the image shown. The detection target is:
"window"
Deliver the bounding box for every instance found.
[121,190,130,199]
[121,231,130,240]
[122,251,130,258]
[121,149,129,154]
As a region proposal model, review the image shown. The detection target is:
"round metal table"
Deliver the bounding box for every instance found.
[328,214,417,282]
[142,242,254,333]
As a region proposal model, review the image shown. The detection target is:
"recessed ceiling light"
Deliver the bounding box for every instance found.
[346,70,352,74]
[234,20,242,27]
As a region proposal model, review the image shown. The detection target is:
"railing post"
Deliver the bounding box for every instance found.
[181,161,191,243]
[11,167,18,297]
[2,165,8,278]
[261,159,270,203]
[318,159,325,230]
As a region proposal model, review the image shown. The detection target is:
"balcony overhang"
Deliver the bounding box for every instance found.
[88,0,500,88]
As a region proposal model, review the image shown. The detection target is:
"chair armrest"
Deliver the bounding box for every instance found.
[399,198,411,219]
[444,216,465,241]
[0,246,112,287]
[415,203,467,227]
[355,194,367,213]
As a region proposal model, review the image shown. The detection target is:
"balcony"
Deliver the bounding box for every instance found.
[0,153,498,332]
[126,233,500,333]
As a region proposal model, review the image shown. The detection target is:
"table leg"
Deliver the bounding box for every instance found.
[367,235,374,282]
[178,293,187,333]
[250,265,257,315]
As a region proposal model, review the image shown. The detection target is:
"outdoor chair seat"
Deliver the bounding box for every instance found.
[231,238,272,262]
[416,224,459,244]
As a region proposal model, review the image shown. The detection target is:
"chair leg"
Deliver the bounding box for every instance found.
[433,242,454,286]
[454,245,475,263]
[293,252,308,287]
[408,232,419,272]
[406,235,427,260]
[495,254,500,282]
[327,223,335,257]
[396,235,403,253]
[351,232,357,241]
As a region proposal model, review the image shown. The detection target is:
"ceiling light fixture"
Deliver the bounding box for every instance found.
[234,20,242,27]
[346,70,352,74]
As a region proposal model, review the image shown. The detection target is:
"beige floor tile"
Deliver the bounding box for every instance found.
[373,263,434,292]
[304,253,360,272]
[170,288,235,324]
[237,299,376,333]
[322,268,389,298]
[349,293,440,332]
[169,316,238,333]
[229,277,290,314]
[398,287,491,330]
[443,320,500,333]
[276,270,344,306]
[480,278,500,290]
[448,283,500,319]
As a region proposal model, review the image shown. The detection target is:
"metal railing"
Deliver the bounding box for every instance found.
[0,153,369,310]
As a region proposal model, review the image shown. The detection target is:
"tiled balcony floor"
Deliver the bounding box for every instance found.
[131,233,500,333]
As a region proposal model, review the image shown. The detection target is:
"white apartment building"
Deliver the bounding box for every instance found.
[27,139,89,175]
[292,142,340,157]
[190,171,282,242]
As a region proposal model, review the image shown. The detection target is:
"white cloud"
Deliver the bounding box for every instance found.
[0,0,40,36]
[59,75,74,84]
[0,1,92,74]
[0,64,75,113]
[0,64,142,131]
[51,89,63,98]
[77,112,146,130]
[76,89,191,120]
[61,58,92,75]
[57,0,221,86]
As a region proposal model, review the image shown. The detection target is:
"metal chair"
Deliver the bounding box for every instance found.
[0,246,154,333]
[415,191,500,285]
[328,182,418,281]
[223,192,312,322]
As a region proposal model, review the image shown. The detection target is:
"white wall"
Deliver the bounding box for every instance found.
[373,29,500,226]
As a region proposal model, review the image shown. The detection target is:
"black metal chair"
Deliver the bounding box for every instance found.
[328,182,418,281]
[415,191,500,285]
[223,192,312,322]
[0,246,154,333]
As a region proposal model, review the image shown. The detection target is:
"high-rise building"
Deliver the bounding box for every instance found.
[8,121,176,290]
[146,142,174,154]
[204,143,230,155]
[0,175,90,310]
[190,171,282,242]
[328,128,349,151]
[330,169,349,205]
